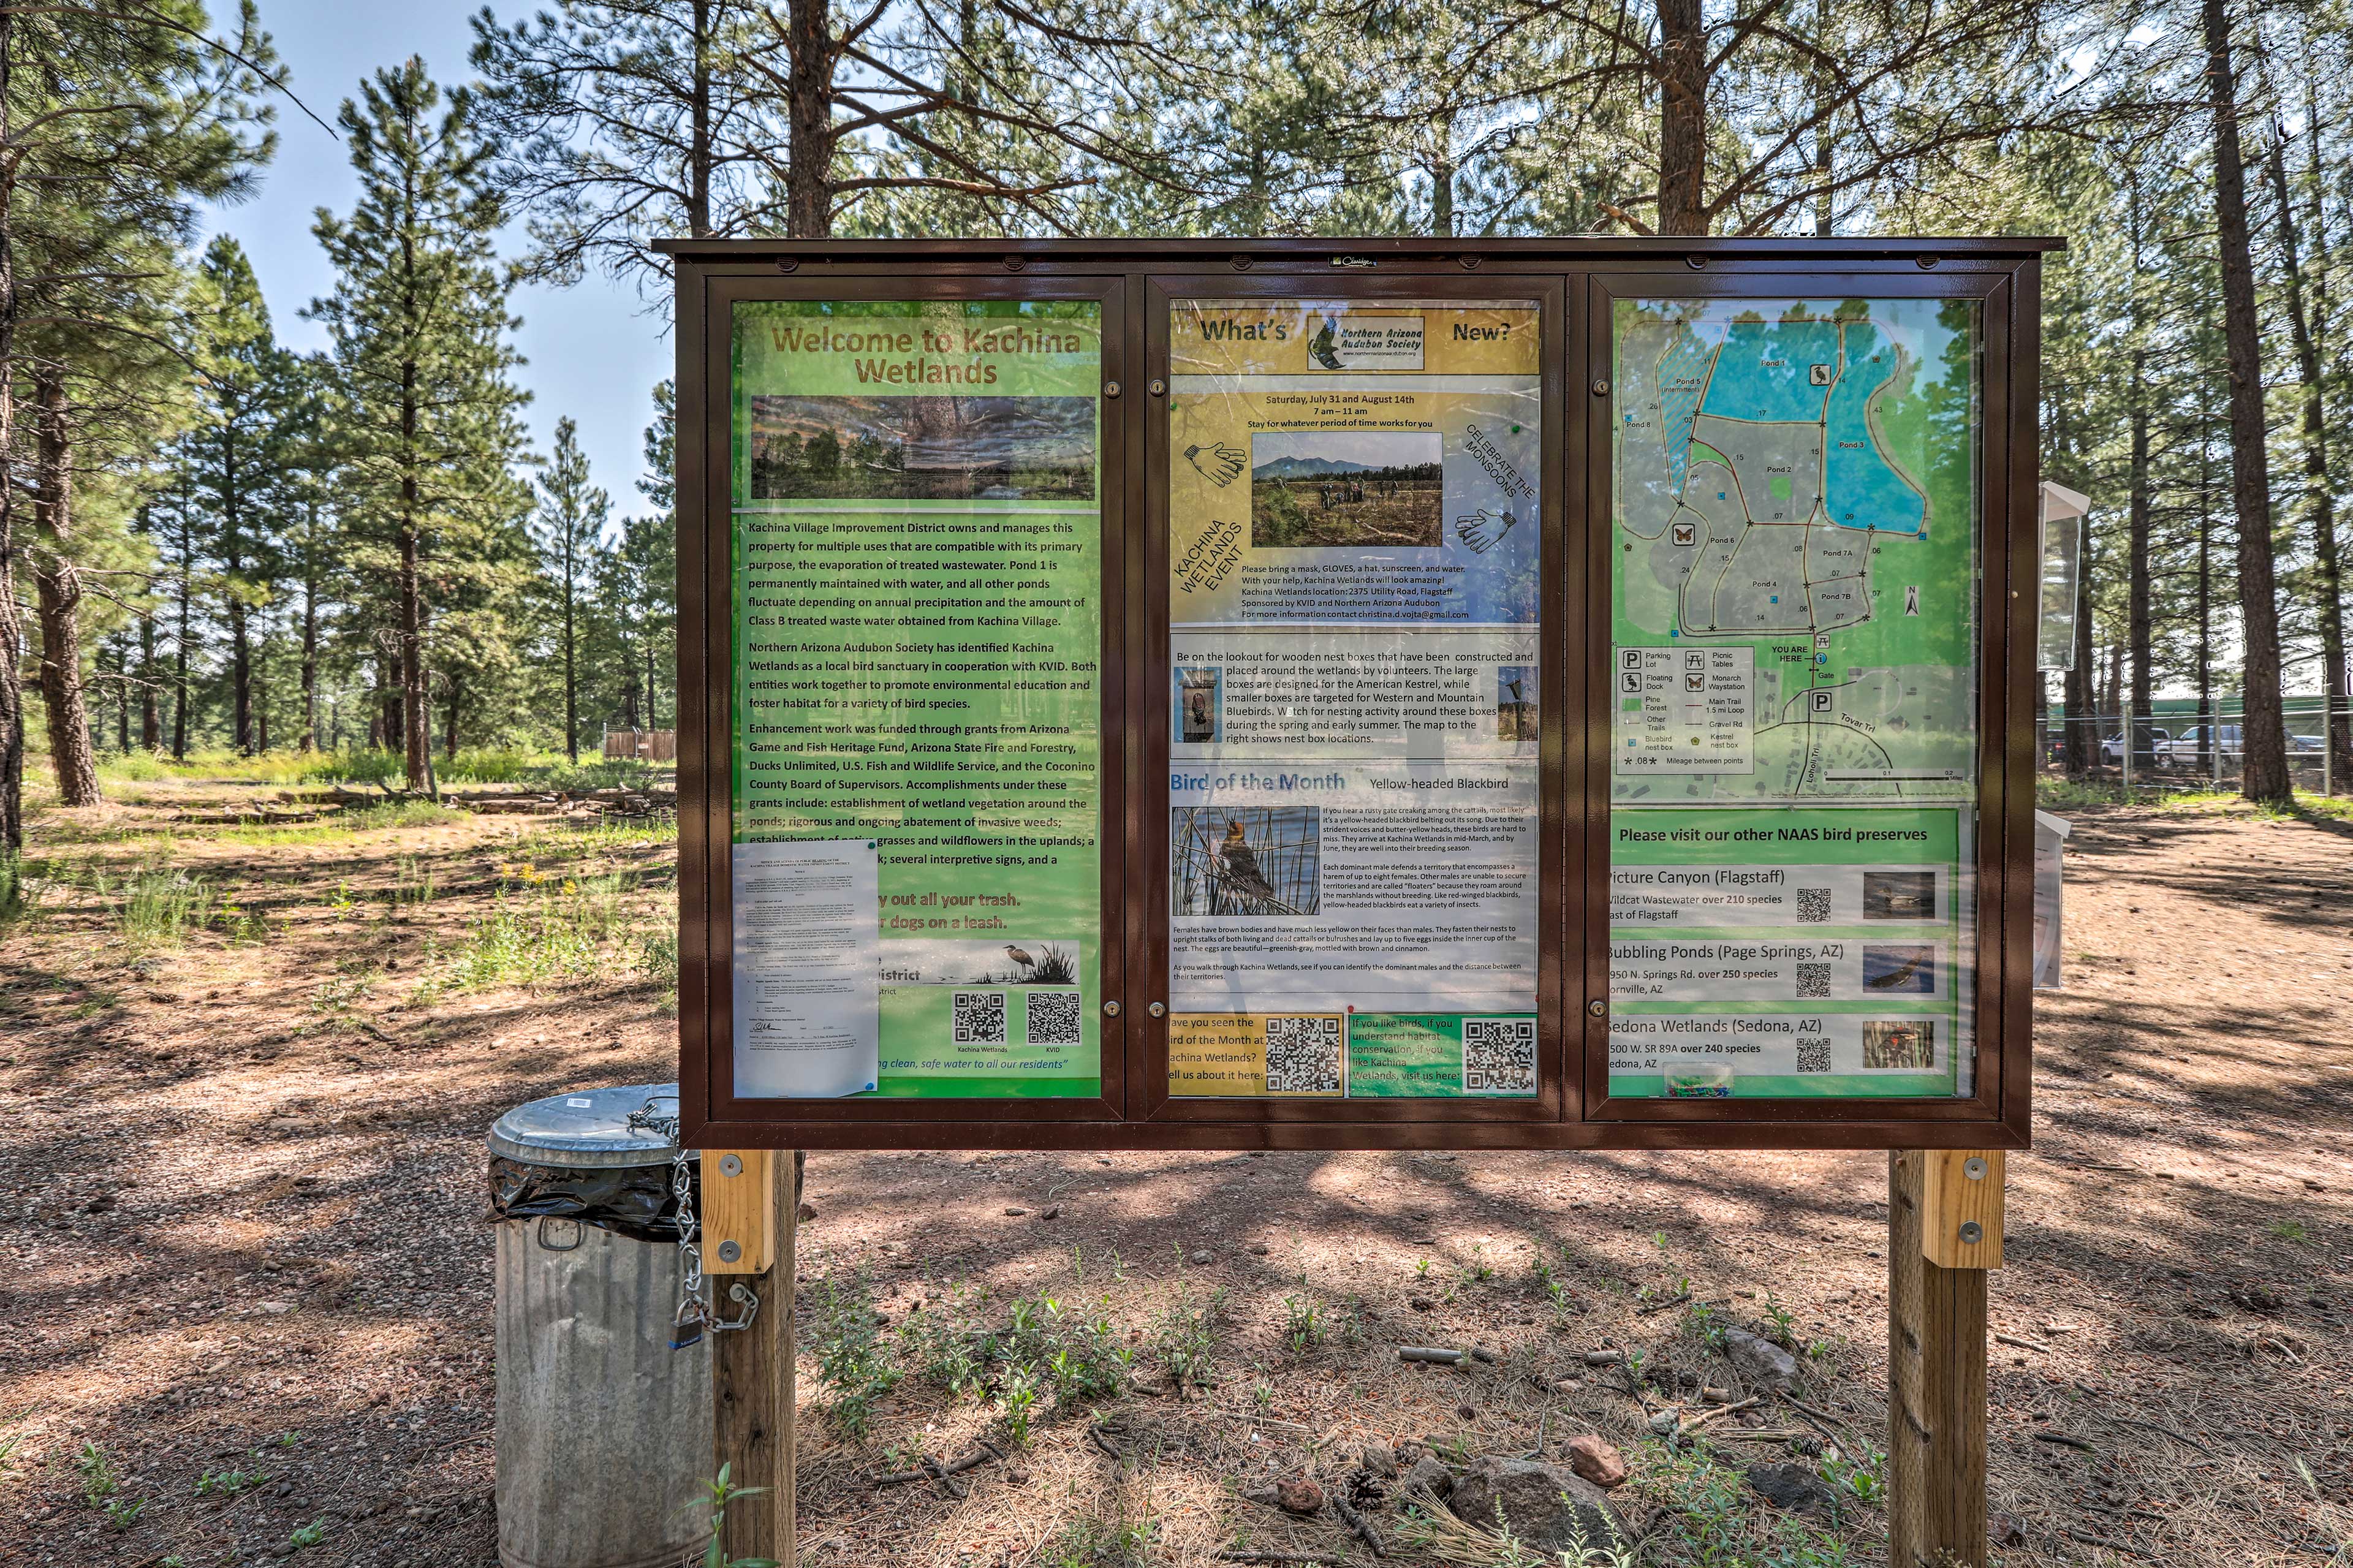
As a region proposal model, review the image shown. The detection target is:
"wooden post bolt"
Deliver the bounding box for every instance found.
[711,1149,797,1565]
[1887,1148,2005,1568]
[701,1149,776,1274]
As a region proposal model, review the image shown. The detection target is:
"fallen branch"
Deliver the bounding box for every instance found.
[1330,1488,1386,1558]
[2090,1414,2215,1457]
[1398,1345,1496,1367]
[1675,1396,1762,1438]
[1994,1332,2052,1354]
[2063,1528,2147,1556]
[870,1443,1001,1488]
[1088,1423,1127,1463]
[1637,1290,1694,1316]
[2034,1431,2097,1452]
[1217,1552,1345,1566]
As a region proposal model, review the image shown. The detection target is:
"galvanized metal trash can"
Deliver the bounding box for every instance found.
[490,1083,710,1568]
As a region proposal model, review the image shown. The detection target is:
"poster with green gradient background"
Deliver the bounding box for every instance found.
[730,300,1103,1097]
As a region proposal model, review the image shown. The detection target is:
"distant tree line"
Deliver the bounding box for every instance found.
[4,0,2352,850]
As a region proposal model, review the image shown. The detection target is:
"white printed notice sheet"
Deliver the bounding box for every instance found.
[732,839,881,1097]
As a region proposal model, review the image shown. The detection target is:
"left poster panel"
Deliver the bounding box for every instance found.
[730,300,1105,1098]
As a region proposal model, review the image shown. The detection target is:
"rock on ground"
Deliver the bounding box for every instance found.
[1564,1434,1628,1489]
[1744,1461,1841,1517]
[1444,1455,1627,1552]
[1722,1327,1800,1390]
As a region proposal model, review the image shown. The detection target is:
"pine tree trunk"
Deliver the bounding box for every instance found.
[224,428,252,754]
[0,6,23,852]
[444,672,461,763]
[140,610,159,751]
[784,0,835,238]
[400,516,429,792]
[2127,344,2153,772]
[563,561,578,764]
[1656,0,1709,236]
[2267,135,2350,792]
[300,535,318,754]
[172,509,192,761]
[2202,0,2293,804]
[31,369,100,806]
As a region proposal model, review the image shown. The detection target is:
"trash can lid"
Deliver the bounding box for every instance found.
[488,1082,692,1168]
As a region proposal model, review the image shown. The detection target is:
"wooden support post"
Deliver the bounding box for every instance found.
[1888,1149,2003,1568]
[708,1149,797,1566]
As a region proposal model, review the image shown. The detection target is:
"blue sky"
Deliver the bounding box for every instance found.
[199,0,674,525]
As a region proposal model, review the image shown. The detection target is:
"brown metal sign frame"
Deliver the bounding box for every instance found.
[660,235,2053,1153]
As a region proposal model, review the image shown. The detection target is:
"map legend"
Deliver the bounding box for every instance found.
[1616,645,1755,774]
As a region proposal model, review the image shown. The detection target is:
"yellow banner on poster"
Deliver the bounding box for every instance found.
[1169,1013,1346,1096]
[1172,301,1540,378]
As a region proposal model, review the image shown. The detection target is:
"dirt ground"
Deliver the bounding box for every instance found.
[2,787,2351,1568]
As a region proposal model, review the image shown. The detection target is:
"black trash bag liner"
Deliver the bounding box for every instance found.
[488,1155,699,1244]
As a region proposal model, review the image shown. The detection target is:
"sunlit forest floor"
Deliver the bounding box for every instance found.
[2,776,2351,1567]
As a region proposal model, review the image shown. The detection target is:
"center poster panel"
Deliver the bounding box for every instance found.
[1164,298,1542,1099]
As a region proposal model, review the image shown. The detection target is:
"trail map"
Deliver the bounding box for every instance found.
[1612,298,1980,802]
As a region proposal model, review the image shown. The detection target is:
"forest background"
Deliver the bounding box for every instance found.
[5,0,2352,857]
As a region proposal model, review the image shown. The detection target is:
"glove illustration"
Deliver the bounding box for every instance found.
[1183,441,1246,488]
[1454,506,1518,554]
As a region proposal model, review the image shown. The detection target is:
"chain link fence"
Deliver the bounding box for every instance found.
[2037,705,2351,795]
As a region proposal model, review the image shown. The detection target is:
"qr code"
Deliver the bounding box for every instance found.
[1462,1017,1537,1094]
[952,990,1007,1045]
[1264,1015,1341,1094]
[1796,887,1832,923]
[1795,1040,1832,1073]
[1025,990,1083,1047]
[1795,963,1832,999]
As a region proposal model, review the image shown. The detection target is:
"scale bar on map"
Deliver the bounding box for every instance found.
[1824,768,1966,781]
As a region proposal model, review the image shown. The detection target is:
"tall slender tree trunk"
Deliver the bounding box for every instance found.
[1810,0,1834,235]
[300,518,318,753]
[2198,421,2214,776]
[0,6,24,852]
[172,506,192,760]
[563,558,578,763]
[784,0,835,238]
[2124,175,2154,773]
[2268,134,2350,792]
[2202,0,2292,803]
[444,671,460,763]
[1655,0,1708,235]
[222,428,252,754]
[139,607,159,751]
[31,369,100,805]
[689,0,714,236]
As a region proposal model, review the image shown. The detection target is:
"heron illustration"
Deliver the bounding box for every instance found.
[1003,944,1037,975]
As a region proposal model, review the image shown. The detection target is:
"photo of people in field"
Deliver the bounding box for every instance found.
[746,394,1096,501]
[1248,430,1442,548]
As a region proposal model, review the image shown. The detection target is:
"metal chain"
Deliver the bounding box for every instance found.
[628,1102,759,1347]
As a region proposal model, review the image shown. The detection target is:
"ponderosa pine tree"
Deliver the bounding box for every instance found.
[183,236,301,755]
[310,59,531,794]
[534,417,608,762]
[0,0,273,839]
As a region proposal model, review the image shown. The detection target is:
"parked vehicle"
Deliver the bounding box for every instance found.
[2100,727,2170,765]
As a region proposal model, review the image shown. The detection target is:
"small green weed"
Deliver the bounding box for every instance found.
[1150,1283,1224,1390]
[76,1441,118,1505]
[1046,1511,1152,1568]
[100,867,214,949]
[805,1274,900,1439]
[1282,1293,1324,1356]
[104,1496,144,1531]
[2272,1219,2312,1244]
[695,1463,781,1568]
[287,1519,325,1550]
[197,1466,263,1496]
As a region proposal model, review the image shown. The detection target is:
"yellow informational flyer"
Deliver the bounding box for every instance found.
[1164,298,1543,1100]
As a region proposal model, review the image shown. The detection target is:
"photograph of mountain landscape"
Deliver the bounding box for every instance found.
[1248,430,1442,547]
[746,395,1096,501]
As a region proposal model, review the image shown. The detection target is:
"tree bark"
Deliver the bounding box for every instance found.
[784,0,835,238]
[172,501,192,761]
[0,4,23,852]
[140,607,159,751]
[2267,133,2349,792]
[2124,174,2154,773]
[300,509,318,753]
[1655,0,1708,235]
[221,423,252,754]
[2202,0,2292,804]
[2064,528,2094,777]
[31,368,100,805]
[444,670,461,763]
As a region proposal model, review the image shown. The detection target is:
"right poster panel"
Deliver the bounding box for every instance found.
[1609,296,1982,1099]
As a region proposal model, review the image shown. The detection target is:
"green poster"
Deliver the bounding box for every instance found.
[1608,297,1981,1099]
[730,300,1103,1098]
